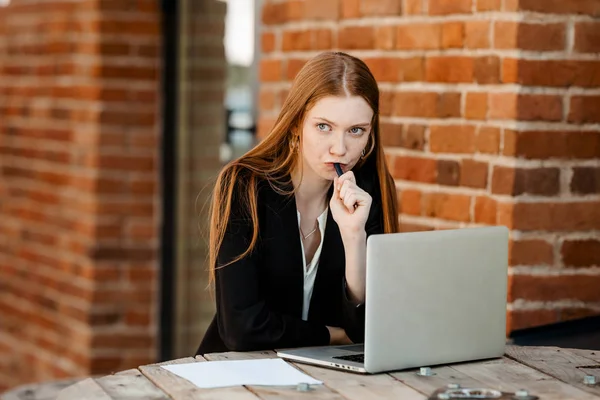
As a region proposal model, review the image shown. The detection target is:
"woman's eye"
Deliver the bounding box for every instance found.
[350,127,364,135]
[317,123,330,131]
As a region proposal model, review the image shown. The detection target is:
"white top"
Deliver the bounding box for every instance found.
[297,207,328,321]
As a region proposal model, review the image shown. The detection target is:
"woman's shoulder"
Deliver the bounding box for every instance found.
[223,164,289,209]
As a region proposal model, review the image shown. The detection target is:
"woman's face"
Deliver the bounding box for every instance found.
[298,95,373,181]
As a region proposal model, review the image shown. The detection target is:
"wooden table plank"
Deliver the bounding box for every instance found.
[56,378,113,400]
[391,365,488,396]
[506,345,600,397]
[454,356,598,400]
[140,356,259,400]
[95,369,170,400]
[296,363,425,399]
[204,351,346,399]
[205,351,425,400]
[567,348,600,364]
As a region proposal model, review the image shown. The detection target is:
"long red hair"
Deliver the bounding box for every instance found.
[208,52,398,282]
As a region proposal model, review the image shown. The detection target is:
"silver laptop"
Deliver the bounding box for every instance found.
[277,226,509,374]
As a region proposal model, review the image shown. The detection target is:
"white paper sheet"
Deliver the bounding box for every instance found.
[161,358,323,389]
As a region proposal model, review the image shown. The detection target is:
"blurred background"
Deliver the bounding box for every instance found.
[0,0,599,395]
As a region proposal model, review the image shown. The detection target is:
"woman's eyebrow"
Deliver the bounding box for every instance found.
[313,117,371,127]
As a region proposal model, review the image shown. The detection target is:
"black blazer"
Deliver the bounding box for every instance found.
[195,167,384,355]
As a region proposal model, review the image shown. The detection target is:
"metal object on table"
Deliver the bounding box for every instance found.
[417,367,436,376]
[583,375,596,385]
[427,386,539,400]
[296,382,312,392]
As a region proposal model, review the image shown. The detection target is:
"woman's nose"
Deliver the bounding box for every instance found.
[329,133,347,156]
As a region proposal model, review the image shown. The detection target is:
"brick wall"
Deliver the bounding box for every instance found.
[258,0,600,333]
[0,0,161,391]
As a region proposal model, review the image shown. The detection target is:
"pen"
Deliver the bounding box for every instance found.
[334,163,343,177]
[334,162,358,209]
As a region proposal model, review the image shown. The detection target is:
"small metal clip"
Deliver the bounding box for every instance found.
[417,367,436,376]
[513,389,538,400]
[296,382,311,392]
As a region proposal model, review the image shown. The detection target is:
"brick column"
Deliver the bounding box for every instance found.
[0,0,160,390]
[258,0,600,334]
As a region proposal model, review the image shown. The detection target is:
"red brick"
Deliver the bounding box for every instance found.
[397,57,424,82]
[503,130,600,159]
[494,22,566,51]
[304,0,340,20]
[426,56,474,83]
[126,309,152,326]
[574,22,600,53]
[438,93,462,117]
[474,196,497,224]
[400,190,422,215]
[393,92,437,117]
[339,26,374,49]
[569,96,600,124]
[262,3,287,25]
[442,22,464,48]
[282,30,311,51]
[489,93,562,121]
[477,0,501,11]
[422,193,472,222]
[380,123,426,149]
[429,0,473,15]
[397,23,441,49]
[399,221,434,232]
[286,58,307,80]
[460,160,488,189]
[286,0,305,20]
[502,59,600,87]
[364,57,401,82]
[341,0,361,18]
[511,274,600,303]
[508,309,600,332]
[392,156,437,183]
[380,89,394,116]
[436,160,460,186]
[393,91,460,118]
[509,239,555,266]
[499,201,600,231]
[312,29,334,50]
[474,56,500,84]
[561,240,600,268]
[465,21,490,48]
[375,26,396,50]
[430,125,476,153]
[465,92,487,120]
[361,0,402,15]
[492,167,560,196]
[404,0,423,14]
[571,167,600,194]
[518,0,600,16]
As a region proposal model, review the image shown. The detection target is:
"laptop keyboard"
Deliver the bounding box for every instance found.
[333,353,364,363]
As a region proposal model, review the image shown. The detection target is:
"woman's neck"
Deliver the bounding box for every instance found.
[291,167,331,213]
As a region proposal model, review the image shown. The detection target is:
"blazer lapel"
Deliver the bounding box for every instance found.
[308,206,345,322]
[267,186,305,317]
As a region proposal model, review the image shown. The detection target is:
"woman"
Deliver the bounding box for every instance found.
[196,51,398,355]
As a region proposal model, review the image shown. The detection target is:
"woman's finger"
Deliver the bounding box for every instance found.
[340,179,366,201]
[343,193,358,212]
[337,171,356,188]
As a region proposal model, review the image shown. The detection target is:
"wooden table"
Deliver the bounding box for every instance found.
[55,345,600,399]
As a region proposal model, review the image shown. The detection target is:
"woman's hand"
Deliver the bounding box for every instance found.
[329,171,372,239]
[327,326,353,345]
